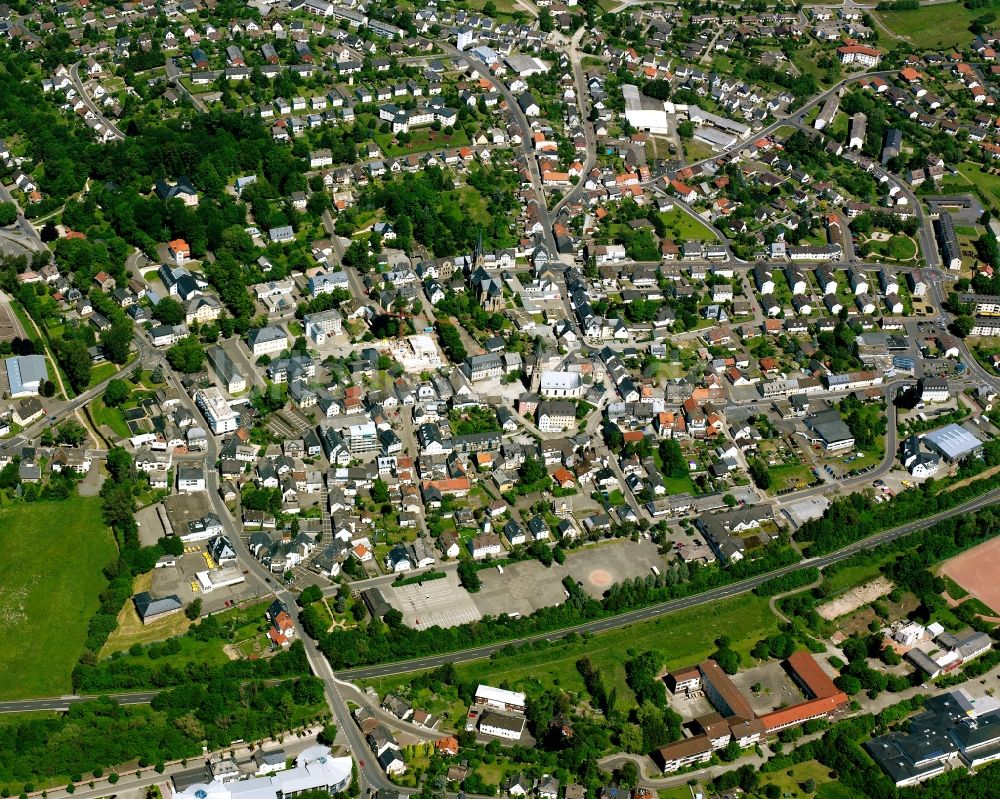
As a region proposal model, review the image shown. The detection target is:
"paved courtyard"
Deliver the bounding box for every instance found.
[729,661,808,716]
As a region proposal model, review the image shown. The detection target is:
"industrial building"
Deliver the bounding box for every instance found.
[4,354,48,398]
[173,746,352,799]
[923,423,985,462]
[622,84,669,134]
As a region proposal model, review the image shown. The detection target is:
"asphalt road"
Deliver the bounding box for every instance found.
[432,39,558,255]
[70,62,125,141]
[335,484,1000,680]
[0,691,159,713]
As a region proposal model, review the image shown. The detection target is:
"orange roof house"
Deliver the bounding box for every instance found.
[168,238,190,263]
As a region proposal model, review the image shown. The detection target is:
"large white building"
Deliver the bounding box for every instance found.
[4,354,48,397]
[248,326,288,358]
[622,84,669,134]
[195,387,239,434]
[348,421,379,453]
[173,746,351,799]
[539,370,584,399]
[475,685,527,713]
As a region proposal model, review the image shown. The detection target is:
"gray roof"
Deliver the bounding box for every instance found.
[133,591,183,621]
[923,423,984,461]
[5,354,47,395]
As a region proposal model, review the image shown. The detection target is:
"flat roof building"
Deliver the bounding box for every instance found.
[195,386,239,434]
[622,84,669,134]
[173,746,351,799]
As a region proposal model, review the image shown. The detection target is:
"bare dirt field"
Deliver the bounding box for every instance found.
[940,537,1000,617]
[817,576,894,621]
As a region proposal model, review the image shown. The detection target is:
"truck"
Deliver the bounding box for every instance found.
[650,565,661,577]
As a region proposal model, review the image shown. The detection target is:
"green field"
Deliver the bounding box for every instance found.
[941,574,970,601]
[102,599,270,662]
[0,497,117,699]
[876,3,979,49]
[660,208,717,242]
[821,551,897,597]
[374,126,470,157]
[89,396,131,438]
[768,463,814,493]
[957,161,1000,210]
[364,594,778,711]
[87,361,118,389]
[441,186,490,227]
[758,761,852,799]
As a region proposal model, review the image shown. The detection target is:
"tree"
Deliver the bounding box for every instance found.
[103,379,129,408]
[58,338,93,393]
[749,458,771,490]
[613,761,638,788]
[720,740,742,762]
[101,318,134,364]
[56,420,87,446]
[0,202,17,226]
[457,560,482,592]
[167,336,205,373]
[152,297,185,325]
[318,724,338,746]
[619,723,644,753]
[185,598,202,620]
[953,314,974,338]
[658,439,688,479]
[371,479,389,503]
[518,457,551,493]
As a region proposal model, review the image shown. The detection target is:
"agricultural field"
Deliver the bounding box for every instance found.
[0,497,117,699]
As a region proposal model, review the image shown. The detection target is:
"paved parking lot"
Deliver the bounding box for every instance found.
[152,549,261,614]
[475,559,569,618]
[389,572,482,629]
[473,538,667,618]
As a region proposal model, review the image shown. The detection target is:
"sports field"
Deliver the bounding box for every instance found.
[940,536,1000,619]
[0,496,117,699]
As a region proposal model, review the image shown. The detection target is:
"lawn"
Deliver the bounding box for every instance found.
[875,3,979,50]
[441,186,491,227]
[660,208,717,242]
[940,574,970,600]
[89,395,131,439]
[102,595,270,663]
[89,362,121,388]
[957,161,1000,210]
[374,126,470,157]
[657,788,694,799]
[364,594,778,714]
[682,138,716,163]
[0,496,117,699]
[768,463,814,493]
[757,760,846,799]
[821,552,896,597]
